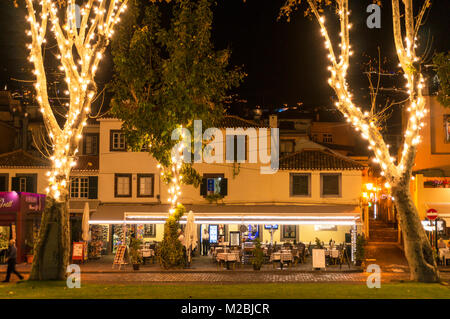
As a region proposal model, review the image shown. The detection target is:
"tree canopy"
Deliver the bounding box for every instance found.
[110,0,244,172]
[433,52,450,108]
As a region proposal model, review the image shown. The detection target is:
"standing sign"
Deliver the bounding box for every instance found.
[312,249,325,269]
[112,245,127,269]
[72,242,86,262]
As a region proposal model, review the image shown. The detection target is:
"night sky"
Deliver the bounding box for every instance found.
[0,0,449,113]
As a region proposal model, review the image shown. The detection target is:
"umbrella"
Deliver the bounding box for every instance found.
[184,210,197,263]
[82,202,90,242]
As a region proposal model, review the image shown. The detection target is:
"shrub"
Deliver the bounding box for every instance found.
[252,238,264,270]
[355,234,367,265]
[129,237,143,264]
[159,204,186,269]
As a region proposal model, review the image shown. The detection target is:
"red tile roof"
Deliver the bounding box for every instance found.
[74,155,99,171]
[0,150,50,168]
[216,115,268,128]
[279,149,365,170]
[0,150,98,171]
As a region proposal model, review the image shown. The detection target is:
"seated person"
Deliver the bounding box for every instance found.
[438,238,446,249]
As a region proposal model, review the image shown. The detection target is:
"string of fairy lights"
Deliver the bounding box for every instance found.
[25,0,128,200]
[306,0,427,184]
[157,126,186,215]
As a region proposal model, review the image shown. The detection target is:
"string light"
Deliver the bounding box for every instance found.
[25,0,128,200]
[157,126,187,214]
[306,0,426,185]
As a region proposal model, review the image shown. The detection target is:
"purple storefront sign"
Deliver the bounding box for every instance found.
[0,192,46,212]
[0,192,21,211]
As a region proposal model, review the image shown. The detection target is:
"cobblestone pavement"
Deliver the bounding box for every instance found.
[78,271,429,284]
[2,270,448,284]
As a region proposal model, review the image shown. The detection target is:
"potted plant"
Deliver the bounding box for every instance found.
[355,234,367,266]
[314,237,324,249]
[129,237,143,270]
[251,238,264,270]
[205,193,224,204]
[26,242,34,264]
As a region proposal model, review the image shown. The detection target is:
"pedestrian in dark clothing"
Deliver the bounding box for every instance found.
[202,229,210,256]
[2,240,24,282]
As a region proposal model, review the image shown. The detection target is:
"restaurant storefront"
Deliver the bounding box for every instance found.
[89,203,362,259]
[0,191,45,263]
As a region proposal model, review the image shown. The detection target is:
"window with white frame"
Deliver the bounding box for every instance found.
[84,134,99,155]
[137,174,154,197]
[115,174,131,197]
[19,177,27,192]
[70,177,89,198]
[110,130,126,151]
[225,135,248,162]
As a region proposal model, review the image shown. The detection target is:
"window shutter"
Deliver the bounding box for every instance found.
[93,134,99,155]
[219,178,228,196]
[245,136,248,161]
[200,178,207,196]
[11,177,20,192]
[109,131,114,151]
[83,135,87,155]
[225,135,234,162]
[25,176,36,193]
[0,176,7,191]
[88,176,98,199]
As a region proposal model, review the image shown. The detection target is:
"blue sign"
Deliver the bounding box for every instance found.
[264,225,278,230]
[247,225,259,241]
[209,225,218,244]
[207,179,215,192]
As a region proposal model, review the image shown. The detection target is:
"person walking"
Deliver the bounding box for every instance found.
[2,239,24,283]
[202,228,210,256]
[177,229,188,267]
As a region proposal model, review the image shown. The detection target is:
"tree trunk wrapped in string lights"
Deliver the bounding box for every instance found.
[23,0,128,280]
[158,126,187,269]
[295,0,438,282]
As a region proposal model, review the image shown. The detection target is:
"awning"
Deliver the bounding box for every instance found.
[90,203,361,226]
[69,200,100,213]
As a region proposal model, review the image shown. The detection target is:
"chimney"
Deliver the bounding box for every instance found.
[269,115,278,128]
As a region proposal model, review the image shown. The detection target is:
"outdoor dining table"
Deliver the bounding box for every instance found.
[324,249,340,265]
[216,252,240,270]
[270,250,294,269]
[140,248,155,264]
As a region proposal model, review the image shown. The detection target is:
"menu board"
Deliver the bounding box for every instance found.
[230,231,240,247]
[312,249,326,269]
[72,242,85,261]
[113,245,127,269]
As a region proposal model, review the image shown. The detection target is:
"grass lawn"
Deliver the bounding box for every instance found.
[0,281,448,299]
